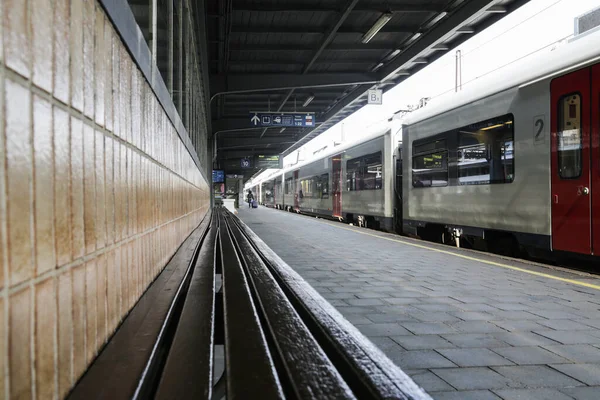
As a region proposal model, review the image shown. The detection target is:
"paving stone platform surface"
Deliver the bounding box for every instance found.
[238,206,600,400]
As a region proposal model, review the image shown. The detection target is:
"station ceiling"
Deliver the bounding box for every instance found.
[207,0,529,178]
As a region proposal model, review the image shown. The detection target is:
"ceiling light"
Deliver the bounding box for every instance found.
[362,12,393,44]
[279,127,286,133]
[371,62,384,72]
[302,94,315,107]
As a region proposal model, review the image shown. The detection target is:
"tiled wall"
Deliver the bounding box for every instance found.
[0,0,210,399]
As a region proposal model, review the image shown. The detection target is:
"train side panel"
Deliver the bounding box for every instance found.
[403,82,551,247]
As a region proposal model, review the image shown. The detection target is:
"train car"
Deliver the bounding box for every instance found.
[260,179,276,207]
[400,30,600,259]
[250,122,398,231]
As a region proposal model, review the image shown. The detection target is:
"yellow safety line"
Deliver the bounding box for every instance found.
[321,220,600,291]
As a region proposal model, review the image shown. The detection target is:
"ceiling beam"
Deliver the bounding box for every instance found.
[217,150,281,159]
[304,0,360,73]
[229,43,395,52]
[229,2,443,13]
[231,26,415,34]
[225,59,375,66]
[377,0,497,82]
[218,136,297,148]
[210,72,376,98]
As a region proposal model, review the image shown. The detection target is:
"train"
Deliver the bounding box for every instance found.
[247,29,600,261]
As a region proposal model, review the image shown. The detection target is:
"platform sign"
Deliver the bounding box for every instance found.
[240,157,252,169]
[255,154,282,169]
[368,89,383,105]
[250,112,316,127]
[212,169,225,183]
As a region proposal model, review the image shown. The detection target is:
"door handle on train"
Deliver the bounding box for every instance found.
[577,186,590,196]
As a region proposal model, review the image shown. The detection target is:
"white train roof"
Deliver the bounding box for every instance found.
[400,29,600,127]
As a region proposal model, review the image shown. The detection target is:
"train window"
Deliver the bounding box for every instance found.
[457,114,514,185]
[557,94,582,179]
[346,152,383,191]
[414,140,446,154]
[412,151,448,187]
[285,177,294,194]
[320,173,329,198]
[300,178,313,198]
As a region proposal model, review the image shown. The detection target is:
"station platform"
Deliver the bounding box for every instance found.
[238,206,600,400]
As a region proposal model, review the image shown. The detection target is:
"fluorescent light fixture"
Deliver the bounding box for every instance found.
[413,58,428,64]
[279,127,286,133]
[362,12,393,44]
[371,62,384,72]
[480,123,504,131]
[302,94,315,107]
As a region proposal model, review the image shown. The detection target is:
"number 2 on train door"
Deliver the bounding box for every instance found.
[550,67,592,255]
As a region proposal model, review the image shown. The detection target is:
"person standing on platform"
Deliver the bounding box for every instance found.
[247,189,254,208]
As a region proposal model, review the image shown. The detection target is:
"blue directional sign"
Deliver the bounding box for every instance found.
[250,112,315,128]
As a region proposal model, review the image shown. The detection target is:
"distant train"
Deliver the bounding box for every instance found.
[248,30,600,260]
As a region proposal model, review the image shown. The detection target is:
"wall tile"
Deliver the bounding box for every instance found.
[85,259,97,364]
[70,0,84,112]
[83,125,96,254]
[32,0,53,92]
[95,131,106,250]
[0,296,4,399]
[105,136,114,245]
[120,144,128,240]
[106,249,117,333]
[96,253,107,346]
[94,9,105,126]
[71,264,86,381]
[131,70,139,148]
[9,287,32,399]
[113,140,122,243]
[111,30,120,138]
[53,0,70,104]
[114,245,122,317]
[35,277,57,399]
[57,270,72,398]
[71,117,85,260]
[33,95,56,276]
[129,149,137,236]
[120,245,127,314]
[5,79,33,286]
[104,21,113,132]
[120,46,130,142]
[54,107,71,267]
[83,0,95,119]
[4,0,30,78]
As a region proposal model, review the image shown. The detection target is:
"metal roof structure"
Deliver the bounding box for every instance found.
[208,0,530,178]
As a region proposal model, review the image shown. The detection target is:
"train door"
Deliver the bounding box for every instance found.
[551,67,591,255]
[332,154,342,217]
[394,157,403,231]
[592,64,600,254]
[294,170,300,209]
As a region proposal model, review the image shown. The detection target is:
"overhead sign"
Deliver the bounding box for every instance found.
[255,154,282,169]
[249,112,316,127]
[212,169,225,183]
[240,157,252,169]
[368,89,383,105]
